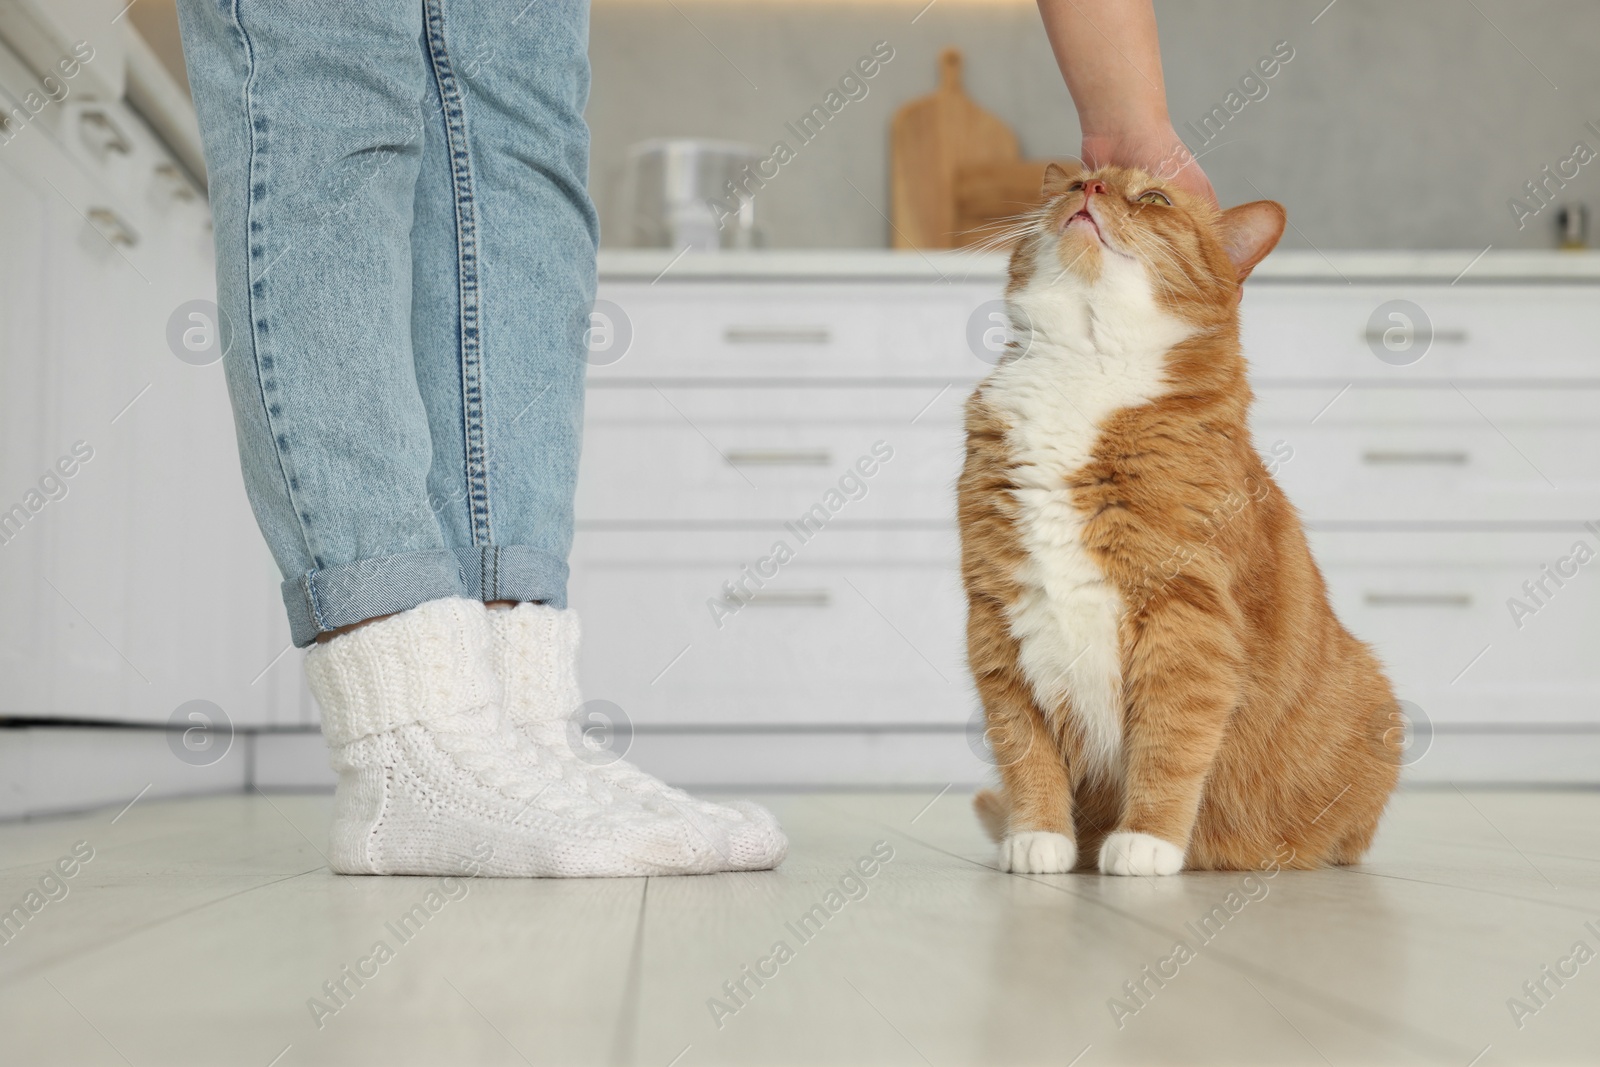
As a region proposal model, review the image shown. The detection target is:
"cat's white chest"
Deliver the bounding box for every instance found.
[983,254,1190,778]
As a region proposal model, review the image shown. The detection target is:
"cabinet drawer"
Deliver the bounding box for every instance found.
[1313,530,1600,726]
[1243,284,1600,381]
[569,530,972,726]
[1266,424,1598,522]
[1254,383,1600,426]
[589,282,999,379]
[576,386,966,524]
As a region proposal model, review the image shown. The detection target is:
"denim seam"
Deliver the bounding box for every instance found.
[451,544,567,610]
[227,0,318,570]
[422,0,491,547]
[303,572,326,631]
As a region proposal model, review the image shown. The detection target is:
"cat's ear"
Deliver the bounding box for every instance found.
[1041,161,1083,199]
[1218,200,1286,282]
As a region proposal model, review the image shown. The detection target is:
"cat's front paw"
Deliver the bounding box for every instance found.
[999,831,1077,874]
[1099,832,1184,876]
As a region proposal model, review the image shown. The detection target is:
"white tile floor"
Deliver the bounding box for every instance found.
[1,789,1597,1066]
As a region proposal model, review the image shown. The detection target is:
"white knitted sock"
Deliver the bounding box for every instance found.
[304,596,735,877]
[489,602,787,872]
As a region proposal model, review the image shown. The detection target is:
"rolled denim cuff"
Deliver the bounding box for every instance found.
[282,550,468,647]
[454,544,569,607]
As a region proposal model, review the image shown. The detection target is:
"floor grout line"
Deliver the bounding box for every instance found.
[1331,864,1600,917]
[0,817,308,880]
[1434,842,1600,866]
[0,866,324,992]
[607,877,651,1067]
[1376,829,1600,867]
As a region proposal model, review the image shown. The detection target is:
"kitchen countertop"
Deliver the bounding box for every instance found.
[598,248,1600,284]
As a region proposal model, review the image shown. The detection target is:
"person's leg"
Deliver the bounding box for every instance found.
[409,0,785,869]
[175,0,728,877]
[408,0,592,600]
[176,1,460,644]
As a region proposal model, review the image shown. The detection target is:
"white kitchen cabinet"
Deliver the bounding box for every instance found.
[589,281,989,381]
[1315,530,1600,728]
[569,528,970,728]
[1263,421,1593,522]
[580,250,1600,784]
[1242,283,1600,382]
[578,385,964,525]
[0,140,53,701]
[0,0,127,103]
[0,37,304,728]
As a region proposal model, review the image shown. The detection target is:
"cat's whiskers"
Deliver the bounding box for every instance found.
[1153,238,1208,282]
[1126,233,1182,303]
[965,209,1051,257]
[1132,235,1205,304]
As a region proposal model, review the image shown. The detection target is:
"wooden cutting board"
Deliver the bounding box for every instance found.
[890,48,1021,250]
[953,160,1057,250]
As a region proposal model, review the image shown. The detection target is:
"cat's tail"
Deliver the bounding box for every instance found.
[973,788,1008,842]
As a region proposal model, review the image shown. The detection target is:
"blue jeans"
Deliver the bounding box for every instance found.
[177,0,597,646]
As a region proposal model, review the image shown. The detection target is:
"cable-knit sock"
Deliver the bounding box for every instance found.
[304,596,732,877]
[489,602,787,872]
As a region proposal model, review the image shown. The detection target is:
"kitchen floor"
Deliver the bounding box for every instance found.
[0,789,1596,1066]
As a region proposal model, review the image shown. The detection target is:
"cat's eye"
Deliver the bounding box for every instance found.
[1137,190,1172,206]
[1066,181,1085,192]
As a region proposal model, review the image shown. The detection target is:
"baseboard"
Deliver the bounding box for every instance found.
[253,730,334,790]
[1399,729,1600,784]
[0,725,247,821]
[3,723,1597,820]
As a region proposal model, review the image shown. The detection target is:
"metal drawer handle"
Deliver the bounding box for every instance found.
[726,449,832,467]
[87,208,139,247]
[724,327,831,345]
[79,110,132,156]
[154,162,198,202]
[724,590,832,607]
[1364,593,1472,608]
[1361,328,1468,344]
[1362,450,1468,465]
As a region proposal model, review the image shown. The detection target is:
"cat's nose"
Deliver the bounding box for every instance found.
[1083,179,1108,197]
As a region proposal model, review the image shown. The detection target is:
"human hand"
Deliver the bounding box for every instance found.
[1081,125,1218,210]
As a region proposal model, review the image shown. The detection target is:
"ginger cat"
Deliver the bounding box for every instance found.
[962,163,1400,876]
